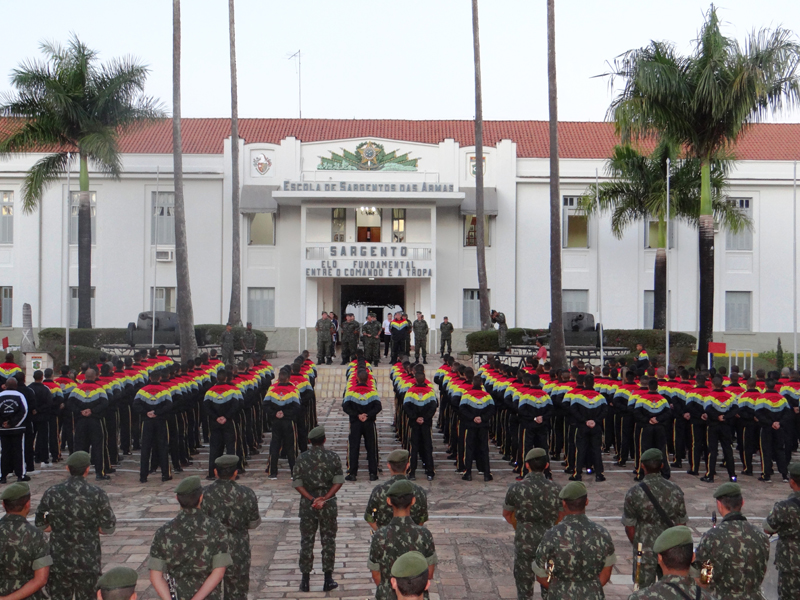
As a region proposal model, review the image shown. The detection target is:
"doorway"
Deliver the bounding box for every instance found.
[356,207,381,242]
[340,283,405,323]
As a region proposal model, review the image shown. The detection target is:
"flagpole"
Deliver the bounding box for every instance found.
[64,153,71,365]
[596,168,604,366]
[794,161,797,370]
[152,167,159,347]
[666,158,671,369]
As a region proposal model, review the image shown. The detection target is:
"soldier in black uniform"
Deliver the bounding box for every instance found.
[0,377,30,483]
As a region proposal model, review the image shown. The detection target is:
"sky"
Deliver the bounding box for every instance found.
[2,0,800,122]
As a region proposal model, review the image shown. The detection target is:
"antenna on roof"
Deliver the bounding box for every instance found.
[288,50,301,119]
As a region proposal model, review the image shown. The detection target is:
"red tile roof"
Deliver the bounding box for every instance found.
[3,118,800,160]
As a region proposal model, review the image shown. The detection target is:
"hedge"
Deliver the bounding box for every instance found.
[195,325,268,353]
[466,329,549,354]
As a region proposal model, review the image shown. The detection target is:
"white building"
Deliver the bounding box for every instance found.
[0,118,797,353]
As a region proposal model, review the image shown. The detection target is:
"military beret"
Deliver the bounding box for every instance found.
[391,551,429,578]
[214,454,239,468]
[652,526,694,554]
[789,462,800,477]
[559,481,588,500]
[387,449,410,463]
[713,482,742,499]
[1,482,30,501]
[97,566,139,590]
[387,479,415,497]
[525,448,548,462]
[308,426,325,442]
[368,312,377,317]
[640,448,664,462]
[66,451,91,469]
[175,476,202,495]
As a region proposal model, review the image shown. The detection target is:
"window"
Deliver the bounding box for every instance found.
[392,209,406,243]
[644,290,654,329]
[562,196,588,248]
[356,207,381,242]
[726,198,753,251]
[332,208,346,242]
[248,213,275,245]
[463,288,489,329]
[69,192,97,244]
[644,219,675,249]
[248,287,275,328]
[725,291,752,332]
[562,289,589,313]
[69,287,96,328]
[0,287,11,327]
[151,192,175,246]
[463,214,491,247]
[150,287,176,313]
[0,192,12,244]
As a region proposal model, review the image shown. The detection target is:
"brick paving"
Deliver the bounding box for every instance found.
[15,360,790,599]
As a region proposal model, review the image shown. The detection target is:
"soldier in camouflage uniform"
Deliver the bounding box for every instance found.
[148,476,232,600]
[365,449,429,531]
[293,425,345,592]
[220,323,235,366]
[34,451,116,600]
[340,314,361,365]
[491,310,508,352]
[622,449,688,589]
[439,317,454,357]
[764,462,800,600]
[97,567,139,600]
[315,312,335,366]
[241,322,257,360]
[368,479,437,600]
[363,313,383,365]
[202,455,262,600]
[412,313,429,365]
[628,526,718,600]
[503,448,561,600]
[693,483,769,600]
[534,481,616,600]
[0,482,52,600]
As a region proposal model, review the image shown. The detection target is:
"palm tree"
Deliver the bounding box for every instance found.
[0,35,165,328]
[580,140,749,331]
[547,0,566,368]
[172,0,198,360]
[471,0,490,331]
[606,5,800,367]
[227,0,242,326]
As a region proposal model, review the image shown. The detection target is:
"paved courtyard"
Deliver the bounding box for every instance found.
[16,361,789,599]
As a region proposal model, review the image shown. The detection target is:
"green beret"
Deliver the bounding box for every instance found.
[214,454,239,468]
[653,526,694,554]
[789,462,800,477]
[368,312,377,318]
[391,551,429,578]
[97,567,138,590]
[525,448,548,462]
[66,451,91,469]
[640,448,664,462]
[175,476,202,495]
[1,482,30,501]
[387,449,410,463]
[713,482,742,499]
[308,426,325,442]
[559,481,587,500]
[387,479,415,497]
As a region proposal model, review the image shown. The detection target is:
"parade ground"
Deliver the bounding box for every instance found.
[19,357,791,600]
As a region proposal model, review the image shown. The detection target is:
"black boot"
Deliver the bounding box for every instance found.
[299,574,310,592]
[323,572,338,591]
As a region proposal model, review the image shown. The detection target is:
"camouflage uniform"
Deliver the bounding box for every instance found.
[622,474,688,589]
[148,508,233,600]
[362,320,383,364]
[764,490,800,600]
[35,475,117,600]
[504,471,562,600]
[627,574,717,600]
[315,317,334,364]
[368,515,437,600]
[293,444,345,574]
[242,329,257,358]
[693,512,769,600]
[412,319,429,361]
[364,474,429,529]
[534,513,617,600]
[0,513,52,600]
[493,312,508,351]
[220,329,235,366]
[202,479,262,600]
[340,320,361,364]
[439,321,454,355]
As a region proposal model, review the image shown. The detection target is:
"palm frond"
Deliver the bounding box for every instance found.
[20,152,70,213]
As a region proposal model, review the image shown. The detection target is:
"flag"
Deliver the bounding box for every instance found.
[1,337,8,349]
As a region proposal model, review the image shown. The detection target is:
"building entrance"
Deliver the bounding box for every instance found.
[340,283,405,323]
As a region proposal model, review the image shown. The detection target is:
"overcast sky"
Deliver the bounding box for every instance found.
[3,0,800,122]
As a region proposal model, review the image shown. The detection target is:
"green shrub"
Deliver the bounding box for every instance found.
[195,325,268,353]
[38,328,128,349]
[466,328,548,354]
[777,338,785,370]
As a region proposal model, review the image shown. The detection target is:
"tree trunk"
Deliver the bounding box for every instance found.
[696,160,714,369]
[172,0,198,361]
[77,154,92,329]
[547,0,566,368]
[652,218,666,329]
[227,0,242,327]
[471,0,491,332]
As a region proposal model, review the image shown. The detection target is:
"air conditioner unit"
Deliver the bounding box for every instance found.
[155,249,175,262]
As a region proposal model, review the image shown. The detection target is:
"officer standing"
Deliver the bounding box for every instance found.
[315,312,335,366]
[0,482,51,600]
[263,368,301,480]
[622,449,688,589]
[403,371,438,480]
[764,462,800,600]
[35,451,116,600]
[693,483,769,599]
[364,449,429,532]
[491,310,508,353]
[342,369,382,482]
[439,317,454,357]
[203,370,243,479]
[202,455,262,600]
[502,448,561,600]
[293,426,344,592]
[220,323,235,366]
[132,370,173,483]
[0,377,30,483]
[412,313,429,365]
[390,312,411,364]
[241,322,257,360]
[340,314,361,365]
[362,313,383,365]
[67,368,110,480]
[97,567,139,600]
[148,476,232,600]
[534,481,616,599]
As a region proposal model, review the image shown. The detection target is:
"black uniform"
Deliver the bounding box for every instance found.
[29,381,54,464]
[342,382,383,477]
[133,382,174,481]
[403,383,438,478]
[0,389,28,479]
[67,381,109,476]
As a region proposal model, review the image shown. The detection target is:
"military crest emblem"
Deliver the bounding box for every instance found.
[252,153,273,176]
[469,156,486,177]
[318,141,418,171]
